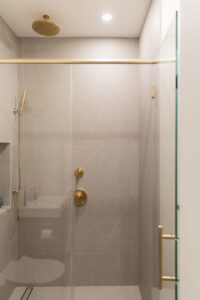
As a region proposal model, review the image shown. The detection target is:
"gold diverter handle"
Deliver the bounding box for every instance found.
[74,189,87,207]
[158,225,180,289]
[74,167,84,179]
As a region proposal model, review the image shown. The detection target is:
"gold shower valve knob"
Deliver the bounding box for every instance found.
[74,189,87,207]
[74,167,84,178]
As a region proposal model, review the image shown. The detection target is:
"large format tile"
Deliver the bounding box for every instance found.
[20,38,139,59]
[72,143,139,285]
[21,144,72,197]
[72,254,122,286]
[16,38,140,289]
[72,145,138,254]
[72,65,139,146]
[73,286,142,300]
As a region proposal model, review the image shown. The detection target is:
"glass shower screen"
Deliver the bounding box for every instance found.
[0,15,178,299]
[155,12,179,300]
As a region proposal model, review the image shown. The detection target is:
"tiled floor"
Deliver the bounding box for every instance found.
[9,286,142,300]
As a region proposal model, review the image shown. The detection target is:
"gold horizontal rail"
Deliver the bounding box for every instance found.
[0,58,176,64]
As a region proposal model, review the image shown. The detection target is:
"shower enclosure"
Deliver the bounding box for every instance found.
[0,13,178,300]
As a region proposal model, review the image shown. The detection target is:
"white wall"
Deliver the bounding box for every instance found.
[179,1,200,299]
[140,0,179,59]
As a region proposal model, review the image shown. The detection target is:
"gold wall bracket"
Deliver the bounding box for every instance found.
[12,188,19,194]
[13,108,19,114]
[158,225,179,289]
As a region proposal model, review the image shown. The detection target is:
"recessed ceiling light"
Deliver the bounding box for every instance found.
[102,13,113,22]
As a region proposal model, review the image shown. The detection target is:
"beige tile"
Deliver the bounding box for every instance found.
[72,145,138,254]
[72,65,139,145]
[20,38,139,59]
[117,253,139,285]
[21,144,72,197]
[72,254,122,286]
[18,211,71,259]
[73,286,142,300]
[15,37,140,289]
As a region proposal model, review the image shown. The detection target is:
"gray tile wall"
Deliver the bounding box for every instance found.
[72,64,139,285]
[18,63,73,285]
[18,38,140,286]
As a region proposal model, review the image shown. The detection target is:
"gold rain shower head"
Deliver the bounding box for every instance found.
[32,15,60,36]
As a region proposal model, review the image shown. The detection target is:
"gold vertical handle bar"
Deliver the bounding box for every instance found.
[158,225,179,290]
[158,225,163,290]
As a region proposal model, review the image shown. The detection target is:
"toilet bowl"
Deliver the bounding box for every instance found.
[0,256,65,286]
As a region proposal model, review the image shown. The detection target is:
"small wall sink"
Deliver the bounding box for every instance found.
[19,196,67,218]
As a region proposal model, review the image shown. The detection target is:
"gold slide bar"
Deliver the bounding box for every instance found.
[12,89,27,221]
[0,58,175,64]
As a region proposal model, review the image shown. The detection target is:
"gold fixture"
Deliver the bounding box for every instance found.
[152,85,156,99]
[13,88,27,115]
[74,167,84,178]
[158,225,179,289]
[19,89,27,115]
[13,107,18,114]
[12,189,20,221]
[74,189,87,207]
[32,15,60,36]
[13,89,27,221]
[18,89,27,191]
[0,58,176,65]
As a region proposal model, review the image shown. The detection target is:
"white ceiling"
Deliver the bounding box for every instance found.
[0,0,152,38]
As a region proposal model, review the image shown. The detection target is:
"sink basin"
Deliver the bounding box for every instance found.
[20,195,67,218]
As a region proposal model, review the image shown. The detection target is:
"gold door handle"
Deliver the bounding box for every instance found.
[74,189,87,207]
[74,167,84,178]
[158,225,180,289]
